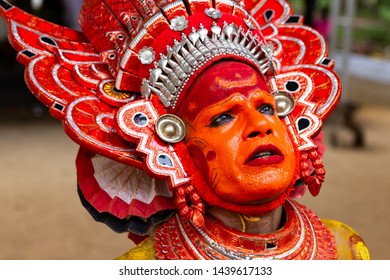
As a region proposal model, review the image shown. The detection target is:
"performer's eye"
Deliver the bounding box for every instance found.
[209,112,234,127]
[258,104,274,116]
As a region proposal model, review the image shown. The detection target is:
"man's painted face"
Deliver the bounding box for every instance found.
[180,61,297,205]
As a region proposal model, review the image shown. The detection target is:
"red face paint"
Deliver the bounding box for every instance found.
[176,61,270,122]
[206,151,216,162]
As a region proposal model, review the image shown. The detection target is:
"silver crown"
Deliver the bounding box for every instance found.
[140,21,274,108]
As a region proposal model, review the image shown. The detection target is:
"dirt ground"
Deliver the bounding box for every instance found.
[0,76,390,260]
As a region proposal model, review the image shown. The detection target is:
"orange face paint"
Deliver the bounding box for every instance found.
[180,62,297,205]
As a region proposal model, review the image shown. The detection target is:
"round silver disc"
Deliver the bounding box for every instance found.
[274,91,296,117]
[156,114,186,143]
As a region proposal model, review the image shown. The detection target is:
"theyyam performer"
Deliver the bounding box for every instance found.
[0,0,370,259]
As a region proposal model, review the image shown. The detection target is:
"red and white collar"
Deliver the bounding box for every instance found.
[155,199,338,260]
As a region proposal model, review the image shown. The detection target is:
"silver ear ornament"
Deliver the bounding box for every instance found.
[273,91,295,117]
[156,114,186,143]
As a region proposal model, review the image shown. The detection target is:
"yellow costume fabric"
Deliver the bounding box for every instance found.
[322,219,370,260]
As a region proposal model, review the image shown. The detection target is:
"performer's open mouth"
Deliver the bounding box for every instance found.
[245,144,284,166]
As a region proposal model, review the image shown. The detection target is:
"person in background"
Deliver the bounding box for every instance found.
[314,7,331,40]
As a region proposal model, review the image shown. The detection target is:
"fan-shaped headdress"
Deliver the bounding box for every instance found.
[0,0,340,232]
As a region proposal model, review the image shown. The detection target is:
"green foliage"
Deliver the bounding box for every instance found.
[318,0,331,9]
[354,0,390,55]
[289,0,304,13]
[378,5,390,22]
[290,0,390,56]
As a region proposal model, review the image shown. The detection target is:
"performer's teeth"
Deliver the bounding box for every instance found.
[254,151,272,158]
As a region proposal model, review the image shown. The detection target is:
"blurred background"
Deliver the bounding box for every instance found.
[0,0,389,259]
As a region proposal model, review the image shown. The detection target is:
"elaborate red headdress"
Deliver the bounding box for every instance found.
[0,0,341,231]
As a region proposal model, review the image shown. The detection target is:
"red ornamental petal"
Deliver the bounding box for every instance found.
[191,210,205,228]
[308,182,321,197]
[76,148,175,219]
